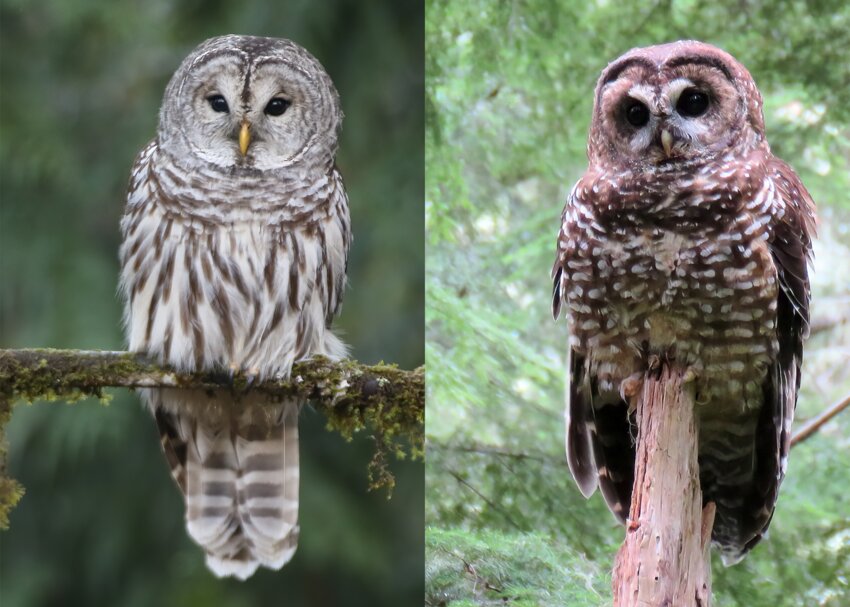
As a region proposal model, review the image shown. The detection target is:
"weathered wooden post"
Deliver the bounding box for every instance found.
[612,364,715,607]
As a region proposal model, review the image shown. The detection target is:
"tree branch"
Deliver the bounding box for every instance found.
[446,468,523,531]
[427,440,558,463]
[0,348,424,528]
[791,392,850,447]
[0,348,423,405]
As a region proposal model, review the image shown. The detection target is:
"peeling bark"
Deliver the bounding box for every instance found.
[613,364,713,607]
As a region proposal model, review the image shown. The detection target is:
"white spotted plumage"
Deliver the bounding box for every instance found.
[119,35,350,579]
[552,41,815,565]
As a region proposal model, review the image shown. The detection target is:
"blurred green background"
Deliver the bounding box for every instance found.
[426,1,850,606]
[0,1,424,606]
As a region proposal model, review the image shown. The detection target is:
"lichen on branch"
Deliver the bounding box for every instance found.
[0,348,424,529]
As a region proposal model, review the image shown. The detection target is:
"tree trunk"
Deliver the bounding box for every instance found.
[612,364,714,607]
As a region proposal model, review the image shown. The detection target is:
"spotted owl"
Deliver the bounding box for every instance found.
[119,35,350,579]
[551,41,816,564]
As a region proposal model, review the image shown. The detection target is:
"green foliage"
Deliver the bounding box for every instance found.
[0,396,25,530]
[426,528,610,607]
[0,1,423,606]
[426,0,850,605]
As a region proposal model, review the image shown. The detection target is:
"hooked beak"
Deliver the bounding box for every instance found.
[239,120,251,156]
[660,129,673,157]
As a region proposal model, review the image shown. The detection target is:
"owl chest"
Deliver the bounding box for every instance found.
[563,223,779,364]
[123,207,335,372]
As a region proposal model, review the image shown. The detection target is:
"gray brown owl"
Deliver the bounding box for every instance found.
[551,41,816,564]
[119,35,351,579]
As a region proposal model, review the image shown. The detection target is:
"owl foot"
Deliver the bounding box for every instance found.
[224,363,260,392]
[640,354,664,381]
[646,354,661,373]
[243,367,261,389]
[620,374,643,404]
[206,366,237,389]
[683,366,700,384]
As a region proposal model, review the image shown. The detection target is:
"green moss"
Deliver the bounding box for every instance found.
[308,359,425,493]
[0,349,424,525]
[1,349,138,404]
[426,527,610,606]
[0,395,24,530]
[0,476,24,530]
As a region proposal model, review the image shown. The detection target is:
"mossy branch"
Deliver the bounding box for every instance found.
[0,348,424,529]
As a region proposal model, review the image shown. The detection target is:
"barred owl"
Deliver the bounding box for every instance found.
[551,41,816,564]
[119,35,350,579]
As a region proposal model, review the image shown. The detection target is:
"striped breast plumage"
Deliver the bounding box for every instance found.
[120,140,350,379]
[120,136,350,579]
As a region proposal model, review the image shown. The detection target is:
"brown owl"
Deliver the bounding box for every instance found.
[551,41,816,564]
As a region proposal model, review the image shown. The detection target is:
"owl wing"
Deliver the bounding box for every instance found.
[154,406,189,494]
[324,166,351,325]
[734,159,816,560]
[552,183,636,521]
[564,349,636,523]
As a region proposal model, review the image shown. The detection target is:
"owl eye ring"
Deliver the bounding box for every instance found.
[624,100,650,127]
[677,89,709,117]
[265,97,291,116]
[207,94,229,113]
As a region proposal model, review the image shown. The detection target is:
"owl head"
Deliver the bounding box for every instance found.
[157,35,342,172]
[587,41,766,168]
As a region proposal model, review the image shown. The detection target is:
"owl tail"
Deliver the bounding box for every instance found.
[153,394,300,580]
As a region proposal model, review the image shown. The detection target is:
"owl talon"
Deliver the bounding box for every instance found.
[647,354,661,372]
[221,363,255,392]
[205,366,237,388]
[683,366,700,384]
[243,367,261,390]
[646,354,662,379]
[620,374,643,404]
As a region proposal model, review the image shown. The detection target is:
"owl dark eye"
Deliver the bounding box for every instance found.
[207,95,229,113]
[625,100,650,127]
[677,89,709,117]
[264,98,291,116]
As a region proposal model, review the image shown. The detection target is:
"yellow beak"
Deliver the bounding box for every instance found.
[239,120,251,156]
[661,129,673,157]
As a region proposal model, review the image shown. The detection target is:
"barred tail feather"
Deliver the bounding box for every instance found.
[153,391,300,580]
[233,410,300,568]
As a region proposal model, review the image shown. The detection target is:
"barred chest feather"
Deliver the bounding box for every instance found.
[119,141,350,381]
[557,160,781,406]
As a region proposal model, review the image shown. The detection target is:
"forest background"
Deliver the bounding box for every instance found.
[426,1,850,605]
[0,1,424,606]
